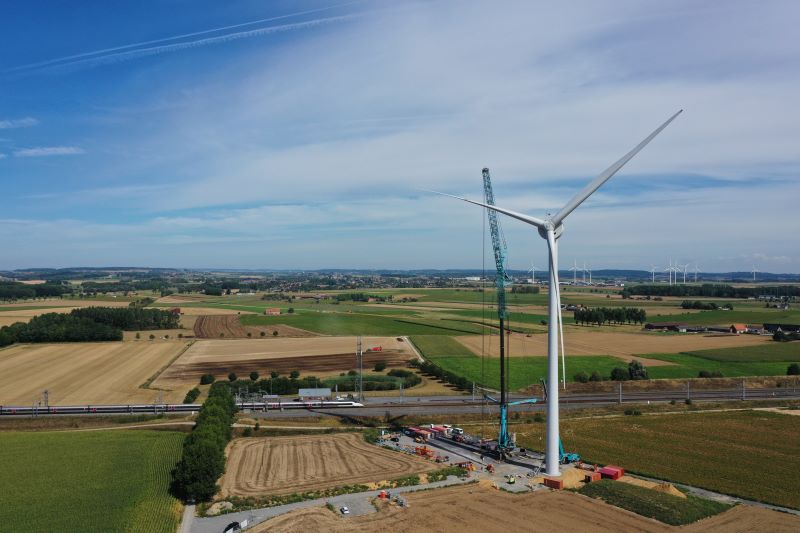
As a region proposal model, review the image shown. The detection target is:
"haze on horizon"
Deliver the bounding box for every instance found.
[1,1,798,273]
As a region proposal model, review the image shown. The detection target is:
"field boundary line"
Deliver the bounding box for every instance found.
[139,340,195,390]
[404,336,425,362]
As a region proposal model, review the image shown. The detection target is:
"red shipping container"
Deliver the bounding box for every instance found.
[606,465,625,476]
[544,477,564,490]
[599,467,623,480]
[584,472,602,483]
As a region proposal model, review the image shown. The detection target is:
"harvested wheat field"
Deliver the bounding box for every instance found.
[456,330,770,363]
[193,315,314,339]
[0,300,132,326]
[249,484,800,533]
[0,341,190,405]
[221,433,437,497]
[152,337,413,388]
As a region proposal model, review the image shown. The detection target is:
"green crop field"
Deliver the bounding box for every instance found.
[518,410,800,509]
[0,430,185,532]
[240,310,486,336]
[414,334,669,387]
[685,342,800,362]
[412,334,797,386]
[578,480,730,525]
[645,353,793,379]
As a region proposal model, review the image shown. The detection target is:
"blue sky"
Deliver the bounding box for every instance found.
[1,0,799,272]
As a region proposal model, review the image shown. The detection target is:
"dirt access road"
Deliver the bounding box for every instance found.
[248,484,800,532]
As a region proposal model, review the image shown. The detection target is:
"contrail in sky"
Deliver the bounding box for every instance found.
[5,2,363,75]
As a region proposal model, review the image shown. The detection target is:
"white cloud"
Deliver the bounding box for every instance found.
[3,0,800,271]
[0,117,38,129]
[14,146,85,157]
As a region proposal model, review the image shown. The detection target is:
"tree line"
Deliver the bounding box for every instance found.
[681,300,733,310]
[171,382,236,501]
[0,307,179,348]
[71,306,180,330]
[573,306,647,326]
[0,281,68,300]
[623,283,800,299]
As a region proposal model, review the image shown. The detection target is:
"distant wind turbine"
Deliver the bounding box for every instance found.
[694,263,699,283]
[752,265,759,282]
[650,265,657,283]
[569,260,579,285]
[528,262,538,284]
[428,109,682,477]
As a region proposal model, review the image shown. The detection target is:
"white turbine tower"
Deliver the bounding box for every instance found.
[694,263,699,283]
[665,259,674,286]
[429,110,682,476]
[650,265,657,283]
[681,263,688,284]
[569,260,579,285]
[528,262,538,284]
[752,265,759,282]
[582,261,587,284]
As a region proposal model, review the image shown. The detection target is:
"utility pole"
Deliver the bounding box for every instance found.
[356,336,364,402]
[43,389,49,409]
[618,382,623,404]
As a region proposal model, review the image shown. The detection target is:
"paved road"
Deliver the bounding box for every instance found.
[178,504,195,533]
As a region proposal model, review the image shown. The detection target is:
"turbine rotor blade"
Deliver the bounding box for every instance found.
[552,110,682,227]
[425,190,547,229]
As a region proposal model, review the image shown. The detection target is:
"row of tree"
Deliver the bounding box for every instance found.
[410,359,471,390]
[0,306,179,347]
[574,360,649,382]
[0,313,122,346]
[171,382,236,501]
[0,281,68,300]
[573,307,647,326]
[623,283,800,298]
[681,300,733,310]
[71,306,180,330]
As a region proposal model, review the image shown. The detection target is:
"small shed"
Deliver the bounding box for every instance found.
[265,308,281,316]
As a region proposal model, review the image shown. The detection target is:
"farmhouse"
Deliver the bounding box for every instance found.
[264,308,281,316]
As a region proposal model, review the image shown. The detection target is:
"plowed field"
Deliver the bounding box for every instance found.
[193,315,314,339]
[152,337,414,389]
[221,433,437,497]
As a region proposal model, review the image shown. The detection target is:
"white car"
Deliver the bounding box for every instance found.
[340,506,350,515]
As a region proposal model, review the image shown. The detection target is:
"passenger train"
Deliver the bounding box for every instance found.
[0,399,364,416]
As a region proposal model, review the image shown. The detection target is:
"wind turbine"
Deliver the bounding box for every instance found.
[681,263,688,284]
[528,262,538,284]
[582,261,587,284]
[694,263,699,283]
[650,265,657,283]
[569,260,579,285]
[428,110,682,476]
[752,265,759,282]
[665,259,674,286]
